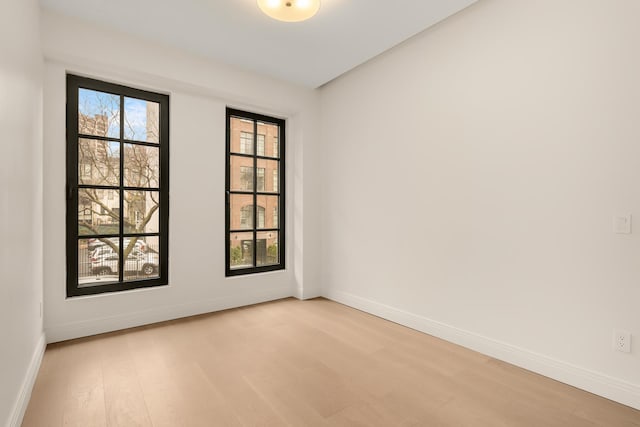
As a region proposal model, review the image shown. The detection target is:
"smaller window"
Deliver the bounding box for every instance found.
[257,168,265,192]
[240,205,265,228]
[79,205,92,222]
[273,136,279,158]
[273,206,278,228]
[273,169,278,193]
[257,134,265,156]
[240,131,253,154]
[240,205,252,228]
[257,205,265,229]
[80,163,92,180]
[240,166,253,191]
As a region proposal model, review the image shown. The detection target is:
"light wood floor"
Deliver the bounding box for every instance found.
[23,298,640,427]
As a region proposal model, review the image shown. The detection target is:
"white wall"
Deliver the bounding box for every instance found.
[0,0,45,425]
[321,0,640,409]
[41,10,321,342]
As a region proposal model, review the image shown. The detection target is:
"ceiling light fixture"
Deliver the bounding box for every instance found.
[257,0,321,23]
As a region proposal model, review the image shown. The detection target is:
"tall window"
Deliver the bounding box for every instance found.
[226,108,284,275]
[66,75,169,297]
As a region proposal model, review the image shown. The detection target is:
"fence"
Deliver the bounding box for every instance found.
[79,240,159,286]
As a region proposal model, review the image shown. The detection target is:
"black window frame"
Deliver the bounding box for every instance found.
[226,108,285,276]
[66,74,170,297]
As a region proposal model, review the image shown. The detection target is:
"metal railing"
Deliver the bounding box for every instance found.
[79,242,159,285]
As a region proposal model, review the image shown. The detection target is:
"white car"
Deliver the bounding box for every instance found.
[91,248,159,276]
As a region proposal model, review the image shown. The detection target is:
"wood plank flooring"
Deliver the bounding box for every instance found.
[23,298,640,426]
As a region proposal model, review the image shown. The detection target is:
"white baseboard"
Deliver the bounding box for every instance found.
[296,286,322,301]
[325,290,640,411]
[46,287,293,343]
[7,333,46,427]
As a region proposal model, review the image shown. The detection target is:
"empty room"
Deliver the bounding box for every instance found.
[2,0,639,425]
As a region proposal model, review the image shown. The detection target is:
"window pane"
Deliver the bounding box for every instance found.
[230,155,254,191]
[78,189,119,236]
[80,238,119,286]
[230,117,254,154]
[139,236,160,255]
[78,139,120,186]
[230,194,254,230]
[257,122,279,158]
[256,195,279,230]
[257,159,279,193]
[257,231,279,266]
[123,190,159,234]
[124,97,160,143]
[78,88,120,138]
[123,238,160,282]
[124,144,160,188]
[230,232,254,269]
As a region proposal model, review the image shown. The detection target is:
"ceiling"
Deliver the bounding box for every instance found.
[39,0,478,88]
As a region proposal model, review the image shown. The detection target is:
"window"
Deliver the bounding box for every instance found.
[273,136,279,158]
[240,205,252,228]
[257,167,265,192]
[239,205,265,229]
[257,134,265,156]
[273,206,278,228]
[240,131,253,154]
[80,163,92,180]
[257,206,265,229]
[79,197,93,222]
[227,108,285,275]
[66,75,169,296]
[240,166,253,190]
[273,169,278,192]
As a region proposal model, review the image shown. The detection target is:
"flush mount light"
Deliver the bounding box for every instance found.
[257,0,321,22]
